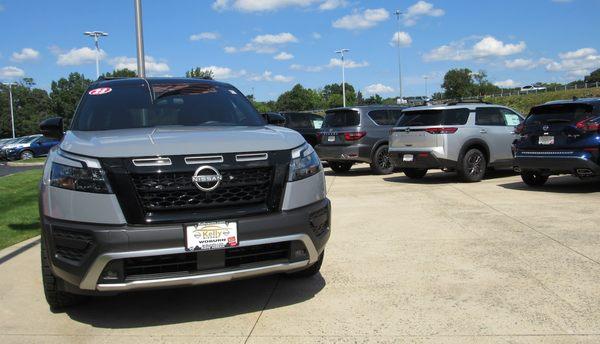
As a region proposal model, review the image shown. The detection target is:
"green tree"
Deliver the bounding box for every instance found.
[49,73,92,125]
[322,83,356,107]
[276,84,323,111]
[584,68,600,84]
[364,94,383,105]
[102,68,137,78]
[185,67,214,80]
[442,68,475,99]
[0,81,51,137]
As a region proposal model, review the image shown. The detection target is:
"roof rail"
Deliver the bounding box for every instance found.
[96,76,136,81]
[446,98,490,106]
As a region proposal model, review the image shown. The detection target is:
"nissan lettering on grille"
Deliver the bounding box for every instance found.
[192,166,223,192]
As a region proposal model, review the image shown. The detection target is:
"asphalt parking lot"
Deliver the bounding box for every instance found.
[0,161,42,177]
[1,167,600,343]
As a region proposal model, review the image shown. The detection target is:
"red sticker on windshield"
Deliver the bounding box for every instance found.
[88,87,112,96]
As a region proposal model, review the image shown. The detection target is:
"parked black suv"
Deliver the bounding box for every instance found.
[514,98,600,186]
[315,105,405,174]
[263,112,324,147]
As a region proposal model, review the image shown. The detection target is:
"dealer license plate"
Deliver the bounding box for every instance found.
[327,136,335,142]
[185,221,238,251]
[538,136,554,145]
[403,154,414,162]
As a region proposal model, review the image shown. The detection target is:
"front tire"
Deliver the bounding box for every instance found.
[41,234,86,311]
[20,150,34,160]
[370,145,394,175]
[521,170,548,187]
[328,161,353,173]
[288,251,324,278]
[403,168,428,179]
[457,148,487,182]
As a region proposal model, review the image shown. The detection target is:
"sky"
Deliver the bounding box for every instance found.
[0,0,599,101]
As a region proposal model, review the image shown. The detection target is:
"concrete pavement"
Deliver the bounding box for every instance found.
[1,167,600,343]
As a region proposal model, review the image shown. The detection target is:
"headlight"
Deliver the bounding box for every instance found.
[50,162,112,194]
[289,143,322,182]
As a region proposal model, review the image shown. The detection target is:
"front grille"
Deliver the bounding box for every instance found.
[53,228,94,263]
[131,167,273,212]
[121,242,292,281]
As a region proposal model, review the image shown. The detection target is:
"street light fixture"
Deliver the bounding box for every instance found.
[83,31,108,79]
[394,9,404,104]
[335,49,350,107]
[2,82,17,138]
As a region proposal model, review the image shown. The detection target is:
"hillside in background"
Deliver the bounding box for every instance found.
[484,88,600,115]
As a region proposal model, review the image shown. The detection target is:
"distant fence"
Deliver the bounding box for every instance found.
[482,81,600,99]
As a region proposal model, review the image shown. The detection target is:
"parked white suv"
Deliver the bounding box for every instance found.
[389,102,524,182]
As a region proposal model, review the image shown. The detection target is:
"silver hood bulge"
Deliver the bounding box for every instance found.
[60,126,306,158]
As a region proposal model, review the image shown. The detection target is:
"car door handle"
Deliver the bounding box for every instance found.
[480,129,488,134]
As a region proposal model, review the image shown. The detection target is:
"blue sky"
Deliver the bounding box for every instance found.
[0,0,599,101]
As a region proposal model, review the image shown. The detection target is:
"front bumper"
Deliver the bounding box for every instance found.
[315,144,371,163]
[515,151,600,175]
[42,198,331,294]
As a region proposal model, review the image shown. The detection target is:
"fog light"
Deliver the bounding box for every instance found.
[103,270,119,280]
[294,249,308,258]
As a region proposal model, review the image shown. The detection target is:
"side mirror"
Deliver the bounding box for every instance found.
[266,113,286,127]
[40,117,64,140]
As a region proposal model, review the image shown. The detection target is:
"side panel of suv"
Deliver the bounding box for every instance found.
[38,78,331,310]
[315,106,403,175]
[514,99,600,186]
[389,104,523,182]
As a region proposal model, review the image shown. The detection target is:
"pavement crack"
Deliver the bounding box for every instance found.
[244,276,281,344]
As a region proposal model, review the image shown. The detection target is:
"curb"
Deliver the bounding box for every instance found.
[0,236,41,265]
[6,161,45,167]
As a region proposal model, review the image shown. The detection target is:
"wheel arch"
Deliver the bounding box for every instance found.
[370,139,389,161]
[459,139,490,164]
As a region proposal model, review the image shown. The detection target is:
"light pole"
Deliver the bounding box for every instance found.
[134,0,146,77]
[335,49,349,107]
[84,31,108,79]
[2,82,16,138]
[394,9,403,104]
[424,76,429,99]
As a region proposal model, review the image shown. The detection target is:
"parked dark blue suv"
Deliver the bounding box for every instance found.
[514,98,600,186]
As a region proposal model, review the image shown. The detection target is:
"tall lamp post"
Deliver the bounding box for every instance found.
[394,9,403,104]
[424,76,429,99]
[2,82,16,138]
[335,49,350,107]
[134,0,146,77]
[84,31,109,79]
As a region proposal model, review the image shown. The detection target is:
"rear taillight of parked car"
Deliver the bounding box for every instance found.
[344,132,367,141]
[575,118,600,133]
[514,123,525,135]
[424,127,458,134]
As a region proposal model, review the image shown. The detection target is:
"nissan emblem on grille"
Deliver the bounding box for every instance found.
[192,166,223,192]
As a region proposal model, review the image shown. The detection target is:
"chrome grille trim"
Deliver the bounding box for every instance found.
[236,153,269,162]
[184,156,224,165]
[132,157,172,167]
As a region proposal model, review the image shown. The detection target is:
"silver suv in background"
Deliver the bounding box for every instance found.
[389,102,524,182]
[315,105,405,175]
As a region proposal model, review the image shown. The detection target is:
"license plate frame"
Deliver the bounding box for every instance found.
[327,136,335,142]
[538,136,555,145]
[184,221,238,252]
[403,154,414,162]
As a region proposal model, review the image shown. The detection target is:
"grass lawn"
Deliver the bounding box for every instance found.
[9,157,46,165]
[0,169,43,250]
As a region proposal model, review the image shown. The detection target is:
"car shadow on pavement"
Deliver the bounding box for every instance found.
[499,176,600,194]
[383,169,517,184]
[65,274,326,328]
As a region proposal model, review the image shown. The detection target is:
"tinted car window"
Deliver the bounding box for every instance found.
[72,82,265,131]
[285,113,318,129]
[368,110,398,126]
[526,104,594,125]
[323,110,360,127]
[476,107,505,126]
[397,108,469,126]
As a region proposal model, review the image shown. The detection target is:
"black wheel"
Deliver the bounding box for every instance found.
[20,150,34,160]
[41,233,86,311]
[403,168,428,179]
[288,251,324,278]
[521,170,549,187]
[328,161,353,173]
[457,148,487,182]
[370,145,394,175]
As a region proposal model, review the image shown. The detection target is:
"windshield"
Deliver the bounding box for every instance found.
[323,110,360,128]
[526,104,594,125]
[71,82,265,131]
[397,108,470,126]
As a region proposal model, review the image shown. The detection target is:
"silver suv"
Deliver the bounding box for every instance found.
[38,77,330,310]
[389,102,524,182]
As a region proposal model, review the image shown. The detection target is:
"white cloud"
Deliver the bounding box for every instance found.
[403,1,445,26]
[0,66,25,79]
[424,36,526,62]
[202,65,247,80]
[57,47,107,66]
[319,0,347,10]
[364,83,394,95]
[389,32,412,47]
[228,32,299,54]
[504,58,536,70]
[544,47,600,78]
[274,52,294,60]
[11,48,40,62]
[332,8,390,30]
[248,70,294,82]
[110,56,170,74]
[312,32,322,40]
[189,32,220,41]
[493,79,519,88]
[291,57,369,72]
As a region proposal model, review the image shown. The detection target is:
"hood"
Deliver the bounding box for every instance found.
[3,143,28,150]
[60,126,306,158]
